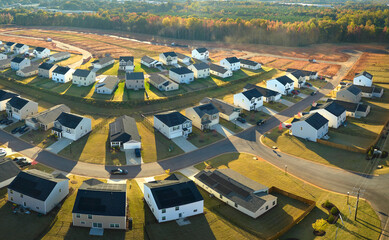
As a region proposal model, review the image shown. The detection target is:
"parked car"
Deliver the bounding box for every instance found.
[13,157,27,163]
[305,82,312,87]
[237,117,246,123]
[19,126,30,134]
[134,148,141,158]
[11,127,21,134]
[257,119,265,126]
[4,120,13,125]
[111,168,128,175]
[0,118,8,124]
[291,90,299,95]
[311,91,317,96]
[17,160,31,168]
[0,148,6,157]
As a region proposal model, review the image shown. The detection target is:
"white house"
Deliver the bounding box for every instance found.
[25,104,71,131]
[188,63,210,79]
[11,57,30,71]
[4,42,16,53]
[109,115,141,150]
[92,56,115,69]
[290,112,329,142]
[52,66,75,83]
[176,52,191,65]
[220,57,240,71]
[72,69,96,86]
[243,84,281,102]
[169,67,194,84]
[6,96,38,120]
[287,68,318,81]
[72,179,127,230]
[209,64,232,78]
[119,56,134,72]
[149,74,179,92]
[95,76,119,95]
[353,71,373,87]
[185,103,219,131]
[266,75,295,95]
[49,52,71,62]
[154,111,192,139]
[310,101,346,128]
[200,97,241,121]
[33,47,50,59]
[194,169,277,219]
[141,56,162,68]
[0,160,20,189]
[192,48,209,60]
[8,170,69,214]
[239,59,261,70]
[52,112,92,141]
[0,89,18,111]
[159,52,177,66]
[0,53,7,60]
[13,43,29,54]
[144,174,204,223]
[233,88,264,111]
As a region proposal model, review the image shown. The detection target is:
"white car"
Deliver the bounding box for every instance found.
[0,148,7,157]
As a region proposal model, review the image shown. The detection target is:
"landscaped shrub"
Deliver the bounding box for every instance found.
[327,215,336,224]
[381,151,388,159]
[330,207,339,215]
[323,200,333,209]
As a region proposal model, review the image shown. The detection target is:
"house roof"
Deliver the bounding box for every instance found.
[72,179,127,217]
[0,59,11,66]
[7,96,29,110]
[27,104,70,126]
[241,88,263,100]
[141,55,157,64]
[293,112,328,130]
[8,169,68,201]
[6,42,15,47]
[311,101,346,117]
[34,47,47,52]
[145,174,203,209]
[357,103,369,112]
[344,85,362,96]
[119,56,134,64]
[109,115,141,143]
[243,84,280,98]
[0,89,18,102]
[149,74,170,85]
[326,99,359,112]
[18,64,39,74]
[96,76,119,91]
[354,85,373,94]
[38,62,56,71]
[355,71,373,80]
[239,59,260,67]
[190,63,209,71]
[92,56,114,65]
[15,43,27,48]
[275,75,294,86]
[126,72,144,81]
[224,57,240,64]
[0,160,20,183]
[194,169,276,213]
[192,103,219,118]
[73,69,92,78]
[210,63,229,74]
[162,52,177,58]
[170,67,193,75]
[286,68,317,78]
[53,66,72,75]
[176,52,190,60]
[50,52,70,59]
[11,57,26,64]
[200,98,240,116]
[154,112,190,127]
[194,48,207,53]
[56,112,84,129]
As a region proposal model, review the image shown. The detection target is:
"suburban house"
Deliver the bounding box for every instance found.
[220,57,240,71]
[335,85,362,103]
[0,53,7,60]
[109,115,141,150]
[144,174,204,223]
[239,59,262,70]
[38,62,57,78]
[310,101,346,128]
[353,71,373,87]
[149,74,179,92]
[266,75,295,95]
[176,52,191,65]
[11,57,30,71]
[194,169,277,218]
[52,66,75,83]
[159,52,177,66]
[290,112,329,142]
[52,112,92,141]
[0,160,20,189]
[287,68,318,80]
[16,64,39,77]
[188,63,210,79]
[185,103,219,131]
[169,67,194,84]
[4,42,16,52]
[92,56,115,69]
[233,88,264,111]
[13,43,29,54]
[118,56,134,72]
[154,111,192,139]
[192,48,209,60]
[72,69,96,86]
[141,56,162,68]
[200,97,241,121]
[49,52,70,62]
[327,99,371,118]
[0,59,11,69]
[125,72,144,90]
[6,96,38,120]
[209,64,232,78]
[26,104,71,130]
[8,170,69,214]
[72,179,127,230]
[33,47,50,58]
[243,84,281,102]
[95,76,119,95]
[0,89,18,111]
[354,85,384,98]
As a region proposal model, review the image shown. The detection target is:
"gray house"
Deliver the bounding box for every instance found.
[38,62,57,79]
[109,115,141,150]
[336,85,362,103]
[26,104,71,130]
[125,72,144,90]
[185,103,219,131]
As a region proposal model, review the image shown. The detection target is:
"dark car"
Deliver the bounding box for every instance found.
[305,82,312,87]
[5,120,13,125]
[237,117,246,123]
[17,160,31,168]
[257,119,265,126]
[291,90,299,95]
[111,168,128,175]
[311,91,317,96]
[13,157,27,163]
[11,127,21,134]
[19,126,30,134]
[134,148,141,158]
[0,118,8,124]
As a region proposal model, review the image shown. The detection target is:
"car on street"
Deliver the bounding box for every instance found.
[237,117,246,123]
[135,148,141,158]
[111,168,128,175]
[0,148,7,157]
[311,91,317,96]
[256,119,265,126]
[11,127,21,134]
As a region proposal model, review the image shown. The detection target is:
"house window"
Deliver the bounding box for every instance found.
[220,194,223,199]
[23,202,26,207]
[147,194,150,198]
[36,207,39,210]
[115,224,119,228]
[266,206,269,210]
[110,224,115,228]
[88,214,92,219]
[10,197,13,201]
[10,190,13,194]
[59,189,61,193]
[273,201,276,206]
[235,203,238,208]
[300,127,302,131]
[162,209,166,213]
[76,214,80,218]
[162,216,166,221]
[81,221,85,224]
[20,194,23,198]
[175,206,179,211]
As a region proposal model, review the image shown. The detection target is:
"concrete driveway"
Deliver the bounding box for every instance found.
[46,138,73,154]
[172,137,198,153]
[232,120,252,130]
[298,93,309,99]
[214,124,234,137]
[261,106,278,115]
[280,99,294,107]
[124,150,143,165]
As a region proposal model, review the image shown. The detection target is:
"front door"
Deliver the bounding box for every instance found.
[179,213,183,218]
[92,222,103,228]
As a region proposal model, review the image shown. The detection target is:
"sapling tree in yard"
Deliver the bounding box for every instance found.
[312,218,327,232]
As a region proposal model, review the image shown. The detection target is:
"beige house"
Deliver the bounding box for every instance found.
[185,103,219,131]
[149,74,179,92]
[38,62,57,79]
[26,104,71,130]
[125,72,144,90]
[16,64,39,77]
[335,85,362,103]
[72,179,127,230]
[6,96,38,120]
[72,69,96,86]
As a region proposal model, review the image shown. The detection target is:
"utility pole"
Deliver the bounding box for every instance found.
[355,188,360,221]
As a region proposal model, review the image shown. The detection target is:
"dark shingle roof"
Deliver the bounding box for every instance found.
[162,52,177,58]
[346,85,362,96]
[354,85,373,94]
[73,69,91,78]
[53,66,71,75]
[327,99,358,112]
[311,101,346,117]
[34,47,47,52]
[355,71,373,80]
[56,112,83,129]
[287,68,317,78]
[200,98,240,116]
[92,56,114,65]
[294,112,328,130]
[38,62,56,71]
[8,170,68,201]
[72,179,126,216]
[190,63,209,71]
[357,104,369,112]
[109,115,141,143]
[275,75,294,86]
[241,88,263,100]
[145,174,203,209]
[192,103,219,118]
[11,57,26,64]
[126,72,144,81]
[119,56,134,64]
[170,67,193,75]
[195,48,207,53]
[0,89,18,102]
[154,112,190,127]
[15,43,26,48]
[210,63,228,74]
[224,57,239,64]
[239,59,260,67]
[7,96,29,110]
[6,42,15,47]
[0,160,20,183]
[243,84,280,98]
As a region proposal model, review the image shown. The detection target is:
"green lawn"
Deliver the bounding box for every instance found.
[219,118,243,133]
[241,110,270,125]
[194,153,381,240]
[299,87,314,95]
[264,100,288,112]
[309,79,328,88]
[187,127,225,148]
[20,129,57,148]
[282,94,302,103]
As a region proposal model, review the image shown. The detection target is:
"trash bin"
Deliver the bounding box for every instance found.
[128,217,133,230]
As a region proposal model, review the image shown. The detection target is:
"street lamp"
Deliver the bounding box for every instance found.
[347,192,350,205]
